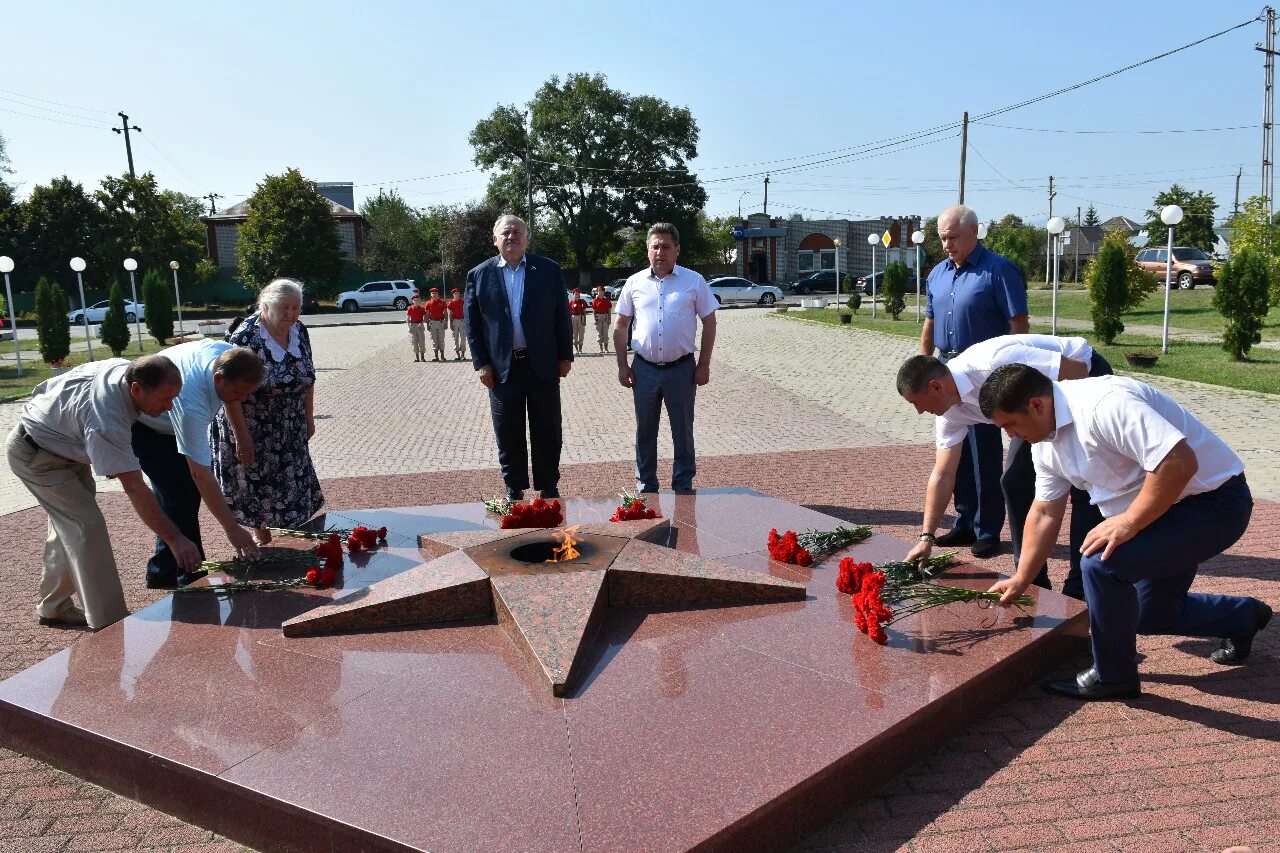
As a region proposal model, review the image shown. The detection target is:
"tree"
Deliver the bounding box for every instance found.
[100,280,131,356]
[18,176,102,290]
[469,73,707,287]
[142,268,173,344]
[1086,232,1131,344]
[1223,195,1280,303]
[1083,205,1100,227]
[236,168,344,293]
[920,217,943,273]
[983,214,1043,283]
[360,190,439,280]
[35,277,70,365]
[882,261,908,319]
[843,275,861,313]
[1144,185,1217,252]
[689,214,737,265]
[1214,247,1271,361]
[439,200,504,283]
[95,172,207,284]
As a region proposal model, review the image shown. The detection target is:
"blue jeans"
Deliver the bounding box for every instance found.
[1083,474,1255,683]
[631,355,696,492]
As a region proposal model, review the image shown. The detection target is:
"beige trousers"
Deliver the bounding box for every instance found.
[6,426,129,629]
[450,318,466,356]
[595,313,611,345]
[428,319,446,354]
[408,322,426,357]
[572,314,586,348]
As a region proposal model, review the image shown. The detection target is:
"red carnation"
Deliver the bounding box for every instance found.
[305,567,319,585]
[377,526,388,541]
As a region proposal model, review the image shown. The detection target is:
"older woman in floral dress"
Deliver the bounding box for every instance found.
[211,278,323,544]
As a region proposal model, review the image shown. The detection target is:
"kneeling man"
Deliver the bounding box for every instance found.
[980,364,1270,700]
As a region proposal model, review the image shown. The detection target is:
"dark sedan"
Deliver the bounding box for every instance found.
[785,270,839,294]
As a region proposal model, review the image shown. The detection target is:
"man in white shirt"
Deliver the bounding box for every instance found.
[614,223,717,494]
[980,364,1270,700]
[899,334,1112,597]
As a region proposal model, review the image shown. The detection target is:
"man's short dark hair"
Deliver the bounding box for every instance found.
[125,355,181,390]
[978,363,1053,418]
[646,222,680,246]
[895,355,949,396]
[213,346,265,386]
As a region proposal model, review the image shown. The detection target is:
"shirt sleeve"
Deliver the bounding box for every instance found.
[935,414,968,449]
[994,344,1062,380]
[170,387,215,468]
[1031,447,1072,503]
[1091,390,1186,473]
[83,426,141,477]
[617,282,635,317]
[924,277,934,320]
[695,276,718,319]
[994,259,1029,319]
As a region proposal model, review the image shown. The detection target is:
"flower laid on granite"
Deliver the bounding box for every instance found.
[198,549,317,573]
[483,496,515,516]
[177,544,343,595]
[268,526,354,541]
[345,525,387,553]
[795,524,873,561]
[767,529,813,567]
[611,489,660,522]
[499,498,563,529]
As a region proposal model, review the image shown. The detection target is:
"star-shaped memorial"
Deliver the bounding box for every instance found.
[282,509,806,695]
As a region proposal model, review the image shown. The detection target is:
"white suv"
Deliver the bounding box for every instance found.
[337,280,417,312]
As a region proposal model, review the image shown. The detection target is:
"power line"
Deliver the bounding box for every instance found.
[0,86,114,116]
[974,121,1260,135]
[0,105,107,130]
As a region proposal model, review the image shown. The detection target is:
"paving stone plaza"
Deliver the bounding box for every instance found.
[0,310,1275,852]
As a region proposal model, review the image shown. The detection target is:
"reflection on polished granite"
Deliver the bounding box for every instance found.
[0,488,1087,853]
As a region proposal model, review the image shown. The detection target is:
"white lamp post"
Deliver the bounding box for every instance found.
[123,259,143,352]
[70,256,94,361]
[867,231,880,319]
[977,223,988,240]
[1159,205,1183,354]
[1046,216,1066,335]
[911,229,925,323]
[833,238,842,305]
[0,256,20,376]
[169,260,184,336]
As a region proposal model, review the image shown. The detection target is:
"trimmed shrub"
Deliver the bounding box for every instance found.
[1086,232,1130,344]
[35,277,71,365]
[883,261,908,320]
[142,269,174,344]
[100,280,131,356]
[1214,247,1271,361]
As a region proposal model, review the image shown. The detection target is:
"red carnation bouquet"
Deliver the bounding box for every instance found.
[610,489,661,522]
[767,529,813,566]
[767,524,872,566]
[345,525,388,554]
[499,498,563,529]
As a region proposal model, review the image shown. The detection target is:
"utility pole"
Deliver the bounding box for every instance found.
[525,110,535,251]
[1075,205,1082,283]
[203,193,223,216]
[1044,176,1056,286]
[763,173,770,217]
[112,112,141,178]
[958,112,969,204]
[1258,7,1277,221]
[1234,166,1243,218]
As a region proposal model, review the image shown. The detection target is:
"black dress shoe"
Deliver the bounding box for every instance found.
[934,529,977,547]
[539,488,560,499]
[970,538,1000,559]
[146,572,178,590]
[505,488,524,502]
[1042,667,1140,701]
[1211,598,1272,665]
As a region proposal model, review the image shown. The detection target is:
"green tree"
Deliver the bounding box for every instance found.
[920,217,943,272]
[843,275,861,313]
[469,73,707,287]
[99,280,131,356]
[1083,204,1100,227]
[983,214,1042,283]
[688,213,737,265]
[95,172,207,284]
[236,168,344,293]
[35,276,70,364]
[1223,195,1280,303]
[882,261,908,319]
[1144,185,1217,252]
[360,190,439,280]
[1213,247,1271,361]
[1086,232,1130,344]
[0,132,17,267]
[439,200,505,283]
[18,176,102,289]
[142,268,174,344]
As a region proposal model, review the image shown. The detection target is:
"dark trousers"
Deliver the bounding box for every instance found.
[1083,475,1255,683]
[488,356,562,493]
[951,422,1005,543]
[131,422,205,584]
[631,355,697,492]
[1001,351,1114,599]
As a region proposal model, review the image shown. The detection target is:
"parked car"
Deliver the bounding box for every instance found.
[785,270,838,294]
[707,276,783,306]
[68,299,145,325]
[1134,247,1216,289]
[602,278,629,299]
[337,279,417,311]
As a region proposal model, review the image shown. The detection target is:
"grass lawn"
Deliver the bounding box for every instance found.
[0,338,171,403]
[777,308,1280,396]
[1024,287,1280,338]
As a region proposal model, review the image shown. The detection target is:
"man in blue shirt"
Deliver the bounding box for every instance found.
[920,204,1029,558]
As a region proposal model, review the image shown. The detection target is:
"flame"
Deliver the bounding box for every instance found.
[546,525,582,563]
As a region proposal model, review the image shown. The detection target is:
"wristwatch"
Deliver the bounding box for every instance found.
[919,532,935,542]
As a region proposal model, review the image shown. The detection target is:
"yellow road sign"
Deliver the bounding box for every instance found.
[881,230,891,248]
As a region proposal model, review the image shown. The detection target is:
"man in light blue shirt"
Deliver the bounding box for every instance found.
[133,341,265,587]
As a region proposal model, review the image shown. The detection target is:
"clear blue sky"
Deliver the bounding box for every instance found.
[1,1,1271,228]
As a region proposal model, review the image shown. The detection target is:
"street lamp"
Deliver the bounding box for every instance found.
[738,191,750,219]
[169,260,184,336]
[977,223,988,240]
[70,256,94,361]
[0,256,20,376]
[911,229,925,323]
[867,231,880,319]
[1046,216,1066,335]
[123,259,143,352]
[833,238,842,304]
[1160,204,1184,354]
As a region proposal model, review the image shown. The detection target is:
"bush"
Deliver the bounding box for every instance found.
[35,277,71,365]
[883,261,908,319]
[846,290,862,314]
[142,268,174,344]
[100,280,131,356]
[1086,232,1131,344]
[1214,247,1271,361]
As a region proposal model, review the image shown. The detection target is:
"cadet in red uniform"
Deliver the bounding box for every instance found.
[405,293,427,362]
[591,284,612,353]
[447,288,466,361]
[424,287,449,362]
[569,288,589,355]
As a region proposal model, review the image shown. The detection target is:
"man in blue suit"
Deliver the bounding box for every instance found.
[465,214,574,501]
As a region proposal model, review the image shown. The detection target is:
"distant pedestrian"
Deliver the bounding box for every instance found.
[424,287,448,361]
[406,293,427,362]
[447,287,467,360]
[569,288,589,354]
[592,284,612,353]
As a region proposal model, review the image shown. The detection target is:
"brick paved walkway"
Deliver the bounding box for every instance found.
[0,311,1276,852]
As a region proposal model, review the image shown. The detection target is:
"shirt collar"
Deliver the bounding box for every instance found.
[498,255,527,270]
[1049,381,1074,438]
[947,243,988,272]
[259,321,301,362]
[647,264,679,281]
[948,364,974,402]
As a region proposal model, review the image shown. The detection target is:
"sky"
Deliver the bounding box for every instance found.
[1,1,1273,230]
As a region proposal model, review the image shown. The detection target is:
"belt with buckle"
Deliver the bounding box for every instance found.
[940,350,963,359]
[636,353,693,369]
[512,349,528,359]
[16,424,41,452]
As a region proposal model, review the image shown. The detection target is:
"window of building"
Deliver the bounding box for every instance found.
[797,251,814,273]
[820,250,836,271]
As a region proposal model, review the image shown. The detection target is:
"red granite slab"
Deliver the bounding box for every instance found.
[0,489,1088,853]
